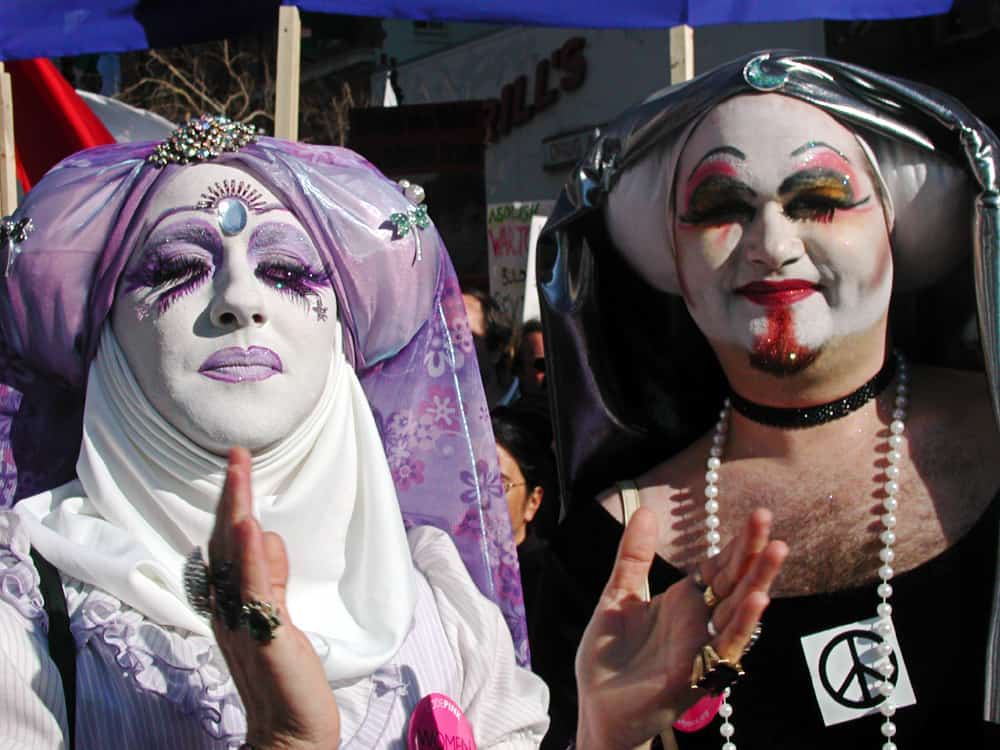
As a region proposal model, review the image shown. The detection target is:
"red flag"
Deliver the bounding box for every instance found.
[6,58,115,192]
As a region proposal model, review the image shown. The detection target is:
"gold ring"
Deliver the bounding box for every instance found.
[240,600,281,643]
[690,644,745,695]
[703,585,720,609]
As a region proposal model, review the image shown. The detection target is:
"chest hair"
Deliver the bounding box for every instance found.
[665,462,948,597]
[652,376,999,597]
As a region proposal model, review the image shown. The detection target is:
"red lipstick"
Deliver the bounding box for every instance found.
[735,280,819,307]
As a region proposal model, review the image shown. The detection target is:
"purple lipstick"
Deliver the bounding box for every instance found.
[199,346,284,383]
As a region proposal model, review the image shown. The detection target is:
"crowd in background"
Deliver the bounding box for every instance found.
[461,290,560,611]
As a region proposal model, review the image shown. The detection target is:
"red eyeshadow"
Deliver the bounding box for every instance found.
[684,160,739,208]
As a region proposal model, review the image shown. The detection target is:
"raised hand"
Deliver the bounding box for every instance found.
[575,507,787,750]
[208,447,340,750]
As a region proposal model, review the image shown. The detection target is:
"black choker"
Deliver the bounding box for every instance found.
[728,354,899,428]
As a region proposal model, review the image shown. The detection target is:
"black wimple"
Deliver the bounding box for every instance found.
[729,354,898,429]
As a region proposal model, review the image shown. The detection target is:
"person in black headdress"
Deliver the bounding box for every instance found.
[539,51,1000,749]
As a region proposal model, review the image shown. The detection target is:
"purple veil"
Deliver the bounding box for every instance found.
[0,135,528,661]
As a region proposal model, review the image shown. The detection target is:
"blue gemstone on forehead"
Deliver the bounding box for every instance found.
[217,197,248,236]
[743,54,787,92]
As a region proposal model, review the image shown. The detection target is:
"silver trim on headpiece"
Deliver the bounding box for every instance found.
[0,216,33,277]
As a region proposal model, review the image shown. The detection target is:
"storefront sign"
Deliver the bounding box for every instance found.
[542,125,601,170]
[484,37,587,142]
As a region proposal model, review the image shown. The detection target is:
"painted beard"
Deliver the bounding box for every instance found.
[747,306,821,376]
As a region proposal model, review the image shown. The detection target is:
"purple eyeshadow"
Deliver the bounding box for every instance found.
[119,217,332,316]
[249,222,332,293]
[122,219,222,293]
[249,223,316,257]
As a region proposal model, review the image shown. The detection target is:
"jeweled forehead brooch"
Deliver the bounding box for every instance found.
[389,179,431,262]
[147,114,259,167]
[742,52,789,91]
[197,179,266,236]
[147,113,263,236]
[0,216,34,277]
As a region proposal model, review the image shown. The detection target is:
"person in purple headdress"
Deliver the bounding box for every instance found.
[0,116,782,750]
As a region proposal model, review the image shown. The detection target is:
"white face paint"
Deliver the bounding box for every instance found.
[112,164,338,454]
[672,94,893,375]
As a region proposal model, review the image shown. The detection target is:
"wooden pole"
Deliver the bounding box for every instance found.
[669,24,695,84]
[274,5,302,141]
[0,62,17,215]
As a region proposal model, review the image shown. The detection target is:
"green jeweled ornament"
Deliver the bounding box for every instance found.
[389,204,430,237]
[743,54,788,92]
[148,114,259,167]
[389,179,431,262]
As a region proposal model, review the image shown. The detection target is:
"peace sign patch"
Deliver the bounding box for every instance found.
[800,616,916,726]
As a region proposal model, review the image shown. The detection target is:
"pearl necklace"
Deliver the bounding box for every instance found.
[703,352,909,750]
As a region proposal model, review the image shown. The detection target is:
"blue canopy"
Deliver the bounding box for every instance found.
[0,0,953,62]
[298,0,952,27]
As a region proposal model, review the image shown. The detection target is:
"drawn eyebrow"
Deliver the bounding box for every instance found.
[248,222,314,249]
[248,222,323,266]
[789,141,850,160]
[143,217,223,260]
[687,146,746,181]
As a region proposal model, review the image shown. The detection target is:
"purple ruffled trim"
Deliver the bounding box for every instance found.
[0,512,47,626]
[66,584,246,746]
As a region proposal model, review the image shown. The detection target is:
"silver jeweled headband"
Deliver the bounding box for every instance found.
[148,114,259,168]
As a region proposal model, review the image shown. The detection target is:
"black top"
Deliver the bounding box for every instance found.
[536,492,1000,749]
[518,532,551,632]
[518,529,593,750]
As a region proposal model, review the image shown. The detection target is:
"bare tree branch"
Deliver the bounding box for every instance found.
[114,30,372,144]
[148,50,224,113]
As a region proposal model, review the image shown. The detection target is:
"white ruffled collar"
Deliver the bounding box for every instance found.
[16,326,416,683]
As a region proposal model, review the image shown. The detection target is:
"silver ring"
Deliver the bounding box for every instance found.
[209,560,242,630]
[707,619,719,638]
[182,548,212,618]
[690,567,707,592]
[742,623,763,656]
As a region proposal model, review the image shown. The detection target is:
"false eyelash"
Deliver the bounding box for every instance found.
[151,256,212,312]
[680,177,757,226]
[121,251,212,314]
[784,194,870,225]
[125,248,204,287]
[255,260,331,300]
[679,197,757,226]
[196,179,266,212]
